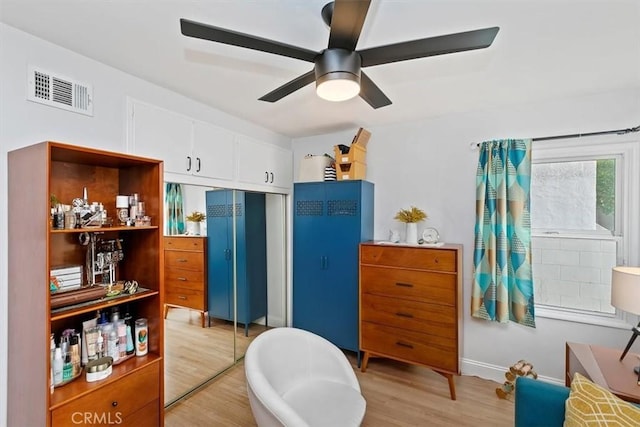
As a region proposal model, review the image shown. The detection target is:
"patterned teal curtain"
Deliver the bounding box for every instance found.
[471,139,535,327]
[165,183,185,235]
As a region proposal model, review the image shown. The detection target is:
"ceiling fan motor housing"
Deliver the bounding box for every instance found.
[315,48,361,87]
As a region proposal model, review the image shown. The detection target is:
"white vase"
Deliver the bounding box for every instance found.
[186,221,201,236]
[405,222,418,244]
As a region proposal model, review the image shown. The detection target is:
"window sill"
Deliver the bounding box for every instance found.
[535,305,635,330]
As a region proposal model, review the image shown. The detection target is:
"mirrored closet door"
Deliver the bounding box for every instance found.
[163,185,287,406]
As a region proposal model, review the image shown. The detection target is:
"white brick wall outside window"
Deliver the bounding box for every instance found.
[530,137,639,328]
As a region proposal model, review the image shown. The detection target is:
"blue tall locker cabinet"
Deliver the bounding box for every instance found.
[206,189,267,336]
[293,180,374,352]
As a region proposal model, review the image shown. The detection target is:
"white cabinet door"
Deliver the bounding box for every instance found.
[236,136,292,190]
[131,102,192,175]
[268,145,293,188]
[192,121,235,181]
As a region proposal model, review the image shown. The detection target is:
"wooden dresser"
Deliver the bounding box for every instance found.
[164,236,207,327]
[359,242,463,400]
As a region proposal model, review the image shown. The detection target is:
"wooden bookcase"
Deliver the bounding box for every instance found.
[8,141,164,426]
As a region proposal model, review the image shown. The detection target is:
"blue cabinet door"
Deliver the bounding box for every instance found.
[206,190,232,320]
[293,180,374,352]
[206,190,267,335]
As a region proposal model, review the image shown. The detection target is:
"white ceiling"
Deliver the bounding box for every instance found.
[1,0,639,138]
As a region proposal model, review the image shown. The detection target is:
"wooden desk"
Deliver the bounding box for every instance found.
[566,342,640,404]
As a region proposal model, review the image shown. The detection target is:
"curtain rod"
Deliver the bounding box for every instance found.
[471,125,640,148]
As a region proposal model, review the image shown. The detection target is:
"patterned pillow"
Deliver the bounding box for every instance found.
[564,372,640,426]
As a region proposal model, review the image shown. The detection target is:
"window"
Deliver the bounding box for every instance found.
[530,138,638,326]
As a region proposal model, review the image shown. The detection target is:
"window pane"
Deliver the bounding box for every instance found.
[531,159,615,232]
[532,236,617,314]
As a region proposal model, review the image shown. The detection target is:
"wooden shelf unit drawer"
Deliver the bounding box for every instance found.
[360,266,456,305]
[359,242,463,400]
[361,322,458,372]
[360,245,457,272]
[51,362,159,426]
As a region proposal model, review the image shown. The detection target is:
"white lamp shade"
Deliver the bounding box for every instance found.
[611,266,640,315]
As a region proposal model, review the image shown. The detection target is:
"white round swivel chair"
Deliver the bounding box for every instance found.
[244,327,366,427]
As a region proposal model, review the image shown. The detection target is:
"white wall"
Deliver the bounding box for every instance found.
[292,88,640,383]
[0,23,290,426]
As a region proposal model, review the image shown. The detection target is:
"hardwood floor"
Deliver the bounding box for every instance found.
[165,330,515,426]
[164,307,267,405]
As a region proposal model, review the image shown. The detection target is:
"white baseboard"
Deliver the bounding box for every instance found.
[461,358,564,386]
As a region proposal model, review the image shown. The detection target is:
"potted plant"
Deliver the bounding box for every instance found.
[394,206,427,244]
[185,211,206,235]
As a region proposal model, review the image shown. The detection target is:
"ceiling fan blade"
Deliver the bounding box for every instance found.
[180,18,317,63]
[258,70,317,103]
[327,0,371,50]
[359,72,392,109]
[359,27,500,67]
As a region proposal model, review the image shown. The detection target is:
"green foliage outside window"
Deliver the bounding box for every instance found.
[596,159,615,215]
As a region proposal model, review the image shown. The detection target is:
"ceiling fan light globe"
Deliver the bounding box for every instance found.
[316,73,360,102]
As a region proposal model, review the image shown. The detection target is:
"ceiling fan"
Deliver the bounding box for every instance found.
[180,0,499,109]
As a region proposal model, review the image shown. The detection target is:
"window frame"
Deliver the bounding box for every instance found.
[531,135,640,328]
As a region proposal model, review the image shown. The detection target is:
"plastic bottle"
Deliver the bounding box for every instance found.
[50,334,56,393]
[108,329,119,363]
[117,320,127,358]
[124,308,135,355]
[69,335,80,376]
[53,347,63,385]
[96,333,104,358]
[63,353,72,381]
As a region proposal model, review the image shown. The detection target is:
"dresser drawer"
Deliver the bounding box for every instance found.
[360,266,456,305]
[165,286,205,310]
[361,322,458,373]
[165,237,204,251]
[165,251,204,271]
[165,269,205,291]
[361,293,457,338]
[361,245,457,272]
[51,362,159,426]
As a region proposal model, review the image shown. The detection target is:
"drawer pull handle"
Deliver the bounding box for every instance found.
[178,296,187,300]
[396,341,414,349]
[177,277,187,281]
[395,282,413,288]
[396,312,414,318]
[112,401,118,407]
[176,259,187,263]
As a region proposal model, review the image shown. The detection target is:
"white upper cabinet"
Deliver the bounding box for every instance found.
[130,101,235,183]
[236,135,293,190]
[131,101,193,176]
[129,100,292,191]
[192,120,235,181]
